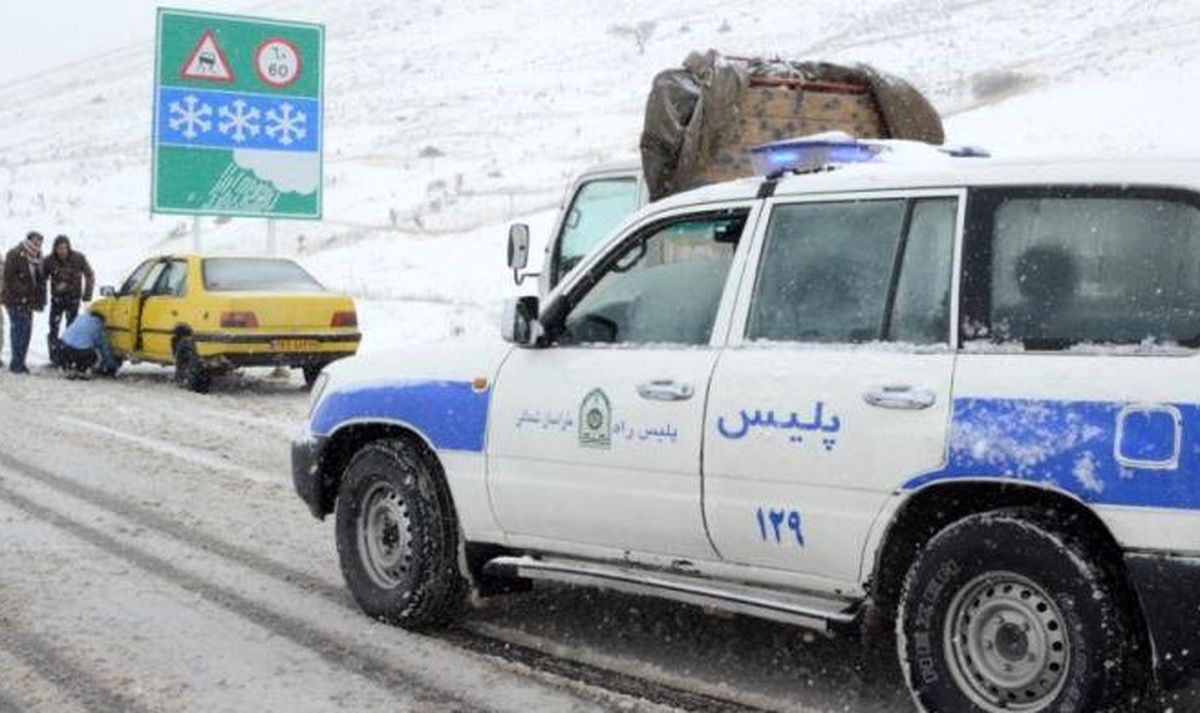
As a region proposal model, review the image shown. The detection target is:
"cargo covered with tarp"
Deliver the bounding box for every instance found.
[640,50,944,200]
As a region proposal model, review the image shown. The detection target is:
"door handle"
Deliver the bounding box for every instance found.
[637,379,694,402]
[863,385,937,410]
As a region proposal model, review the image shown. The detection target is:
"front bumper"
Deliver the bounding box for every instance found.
[1125,551,1200,688]
[291,434,330,519]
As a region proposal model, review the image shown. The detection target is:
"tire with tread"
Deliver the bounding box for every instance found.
[335,438,466,629]
[173,338,210,393]
[897,507,1148,713]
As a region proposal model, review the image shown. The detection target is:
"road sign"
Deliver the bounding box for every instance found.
[153,9,323,219]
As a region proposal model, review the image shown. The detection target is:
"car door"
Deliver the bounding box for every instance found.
[542,173,642,292]
[703,191,962,588]
[138,259,190,361]
[103,259,161,355]
[488,202,758,560]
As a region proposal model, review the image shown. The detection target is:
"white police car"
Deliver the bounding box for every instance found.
[294,140,1200,712]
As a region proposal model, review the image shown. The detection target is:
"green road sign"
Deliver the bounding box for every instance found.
[152,8,323,219]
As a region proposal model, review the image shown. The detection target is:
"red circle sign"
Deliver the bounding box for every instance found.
[254,37,302,88]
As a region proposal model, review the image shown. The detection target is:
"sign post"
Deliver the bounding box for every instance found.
[152,9,323,234]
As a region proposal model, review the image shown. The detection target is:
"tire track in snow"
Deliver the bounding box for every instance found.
[0,476,479,712]
[0,618,153,713]
[56,415,281,486]
[0,448,766,712]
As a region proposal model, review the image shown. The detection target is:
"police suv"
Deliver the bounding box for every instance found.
[294,139,1200,712]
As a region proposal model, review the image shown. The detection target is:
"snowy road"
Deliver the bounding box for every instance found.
[1,369,1195,712]
[0,367,913,712]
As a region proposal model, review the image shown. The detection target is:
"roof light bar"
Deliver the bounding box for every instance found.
[749,132,991,177]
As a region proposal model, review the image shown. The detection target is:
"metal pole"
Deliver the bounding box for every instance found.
[267,219,277,256]
[192,215,201,253]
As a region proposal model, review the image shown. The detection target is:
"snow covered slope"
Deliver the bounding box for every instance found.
[1,0,1198,354]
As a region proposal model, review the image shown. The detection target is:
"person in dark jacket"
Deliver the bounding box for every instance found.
[1,232,45,374]
[42,235,94,345]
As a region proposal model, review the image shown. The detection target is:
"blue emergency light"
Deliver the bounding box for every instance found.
[750,133,881,176]
[749,133,991,177]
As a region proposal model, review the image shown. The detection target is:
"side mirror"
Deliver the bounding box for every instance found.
[507,224,540,285]
[500,296,542,346]
[99,285,116,298]
[507,223,530,270]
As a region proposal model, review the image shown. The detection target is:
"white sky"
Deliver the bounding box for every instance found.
[0,1,259,84]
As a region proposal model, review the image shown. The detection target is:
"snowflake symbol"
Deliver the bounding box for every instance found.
[265,102,307,146]
[167,94,213,140]
[217,99,261,143]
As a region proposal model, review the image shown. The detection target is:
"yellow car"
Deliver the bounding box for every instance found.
[92,254,361,392]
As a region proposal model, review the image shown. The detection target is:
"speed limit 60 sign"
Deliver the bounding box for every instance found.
[153,9,324,219]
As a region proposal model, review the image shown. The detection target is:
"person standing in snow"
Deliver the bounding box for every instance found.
[42,234,94,349]
[1,232,46,374]
[57,308,118,378]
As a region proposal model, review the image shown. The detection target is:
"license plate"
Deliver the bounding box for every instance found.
[272,339,319,352]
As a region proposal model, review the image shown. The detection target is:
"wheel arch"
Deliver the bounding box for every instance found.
[863,479,1149,656]
[318,419,444,518]
[318,418,502,591]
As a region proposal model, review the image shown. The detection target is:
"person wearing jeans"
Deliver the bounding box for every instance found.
[1,232,46,374]
[42,235,94,352]
[57,309,118,378]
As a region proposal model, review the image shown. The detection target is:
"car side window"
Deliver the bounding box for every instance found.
[139,262,168,297]
[559,211,745,346]
[151,261,188,297]
[555,178,640,283]
[748,197,957,345]
[889,198,958,343]
[749,199,902,342]
[119,260,157,296]
[965,189,1200,348]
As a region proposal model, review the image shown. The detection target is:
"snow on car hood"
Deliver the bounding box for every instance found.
[321,339,515,395]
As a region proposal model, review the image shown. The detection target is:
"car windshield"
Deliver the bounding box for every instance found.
[202,258,325,293]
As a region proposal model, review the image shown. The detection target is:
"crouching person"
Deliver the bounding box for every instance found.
[58,309,119,378]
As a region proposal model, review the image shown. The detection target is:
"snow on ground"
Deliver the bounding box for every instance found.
[2,0,1200,356]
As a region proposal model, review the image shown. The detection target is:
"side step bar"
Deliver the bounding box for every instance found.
[483,555,859,634]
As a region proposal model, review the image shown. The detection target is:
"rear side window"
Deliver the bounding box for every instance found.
[748,197,957,344]
[965,189,1200,348]
[202,258,325,293]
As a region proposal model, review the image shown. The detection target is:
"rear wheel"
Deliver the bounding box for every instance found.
[335,438,465,629]
[173,338,210,394]
[897,508,1148,712]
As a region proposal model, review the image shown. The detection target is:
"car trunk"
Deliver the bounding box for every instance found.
[215,292,356,331]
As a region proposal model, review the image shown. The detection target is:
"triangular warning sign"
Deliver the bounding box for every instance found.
[180,29,234,83]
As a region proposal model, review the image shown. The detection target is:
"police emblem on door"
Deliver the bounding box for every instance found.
[579,388,612,449]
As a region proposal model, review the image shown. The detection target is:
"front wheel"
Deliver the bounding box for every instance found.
[897,508,1147,713]
[335,438,465,629]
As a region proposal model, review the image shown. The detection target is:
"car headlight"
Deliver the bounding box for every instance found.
[309,372,330,418]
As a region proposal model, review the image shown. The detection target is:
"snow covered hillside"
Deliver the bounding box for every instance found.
[1,0,1198,353]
